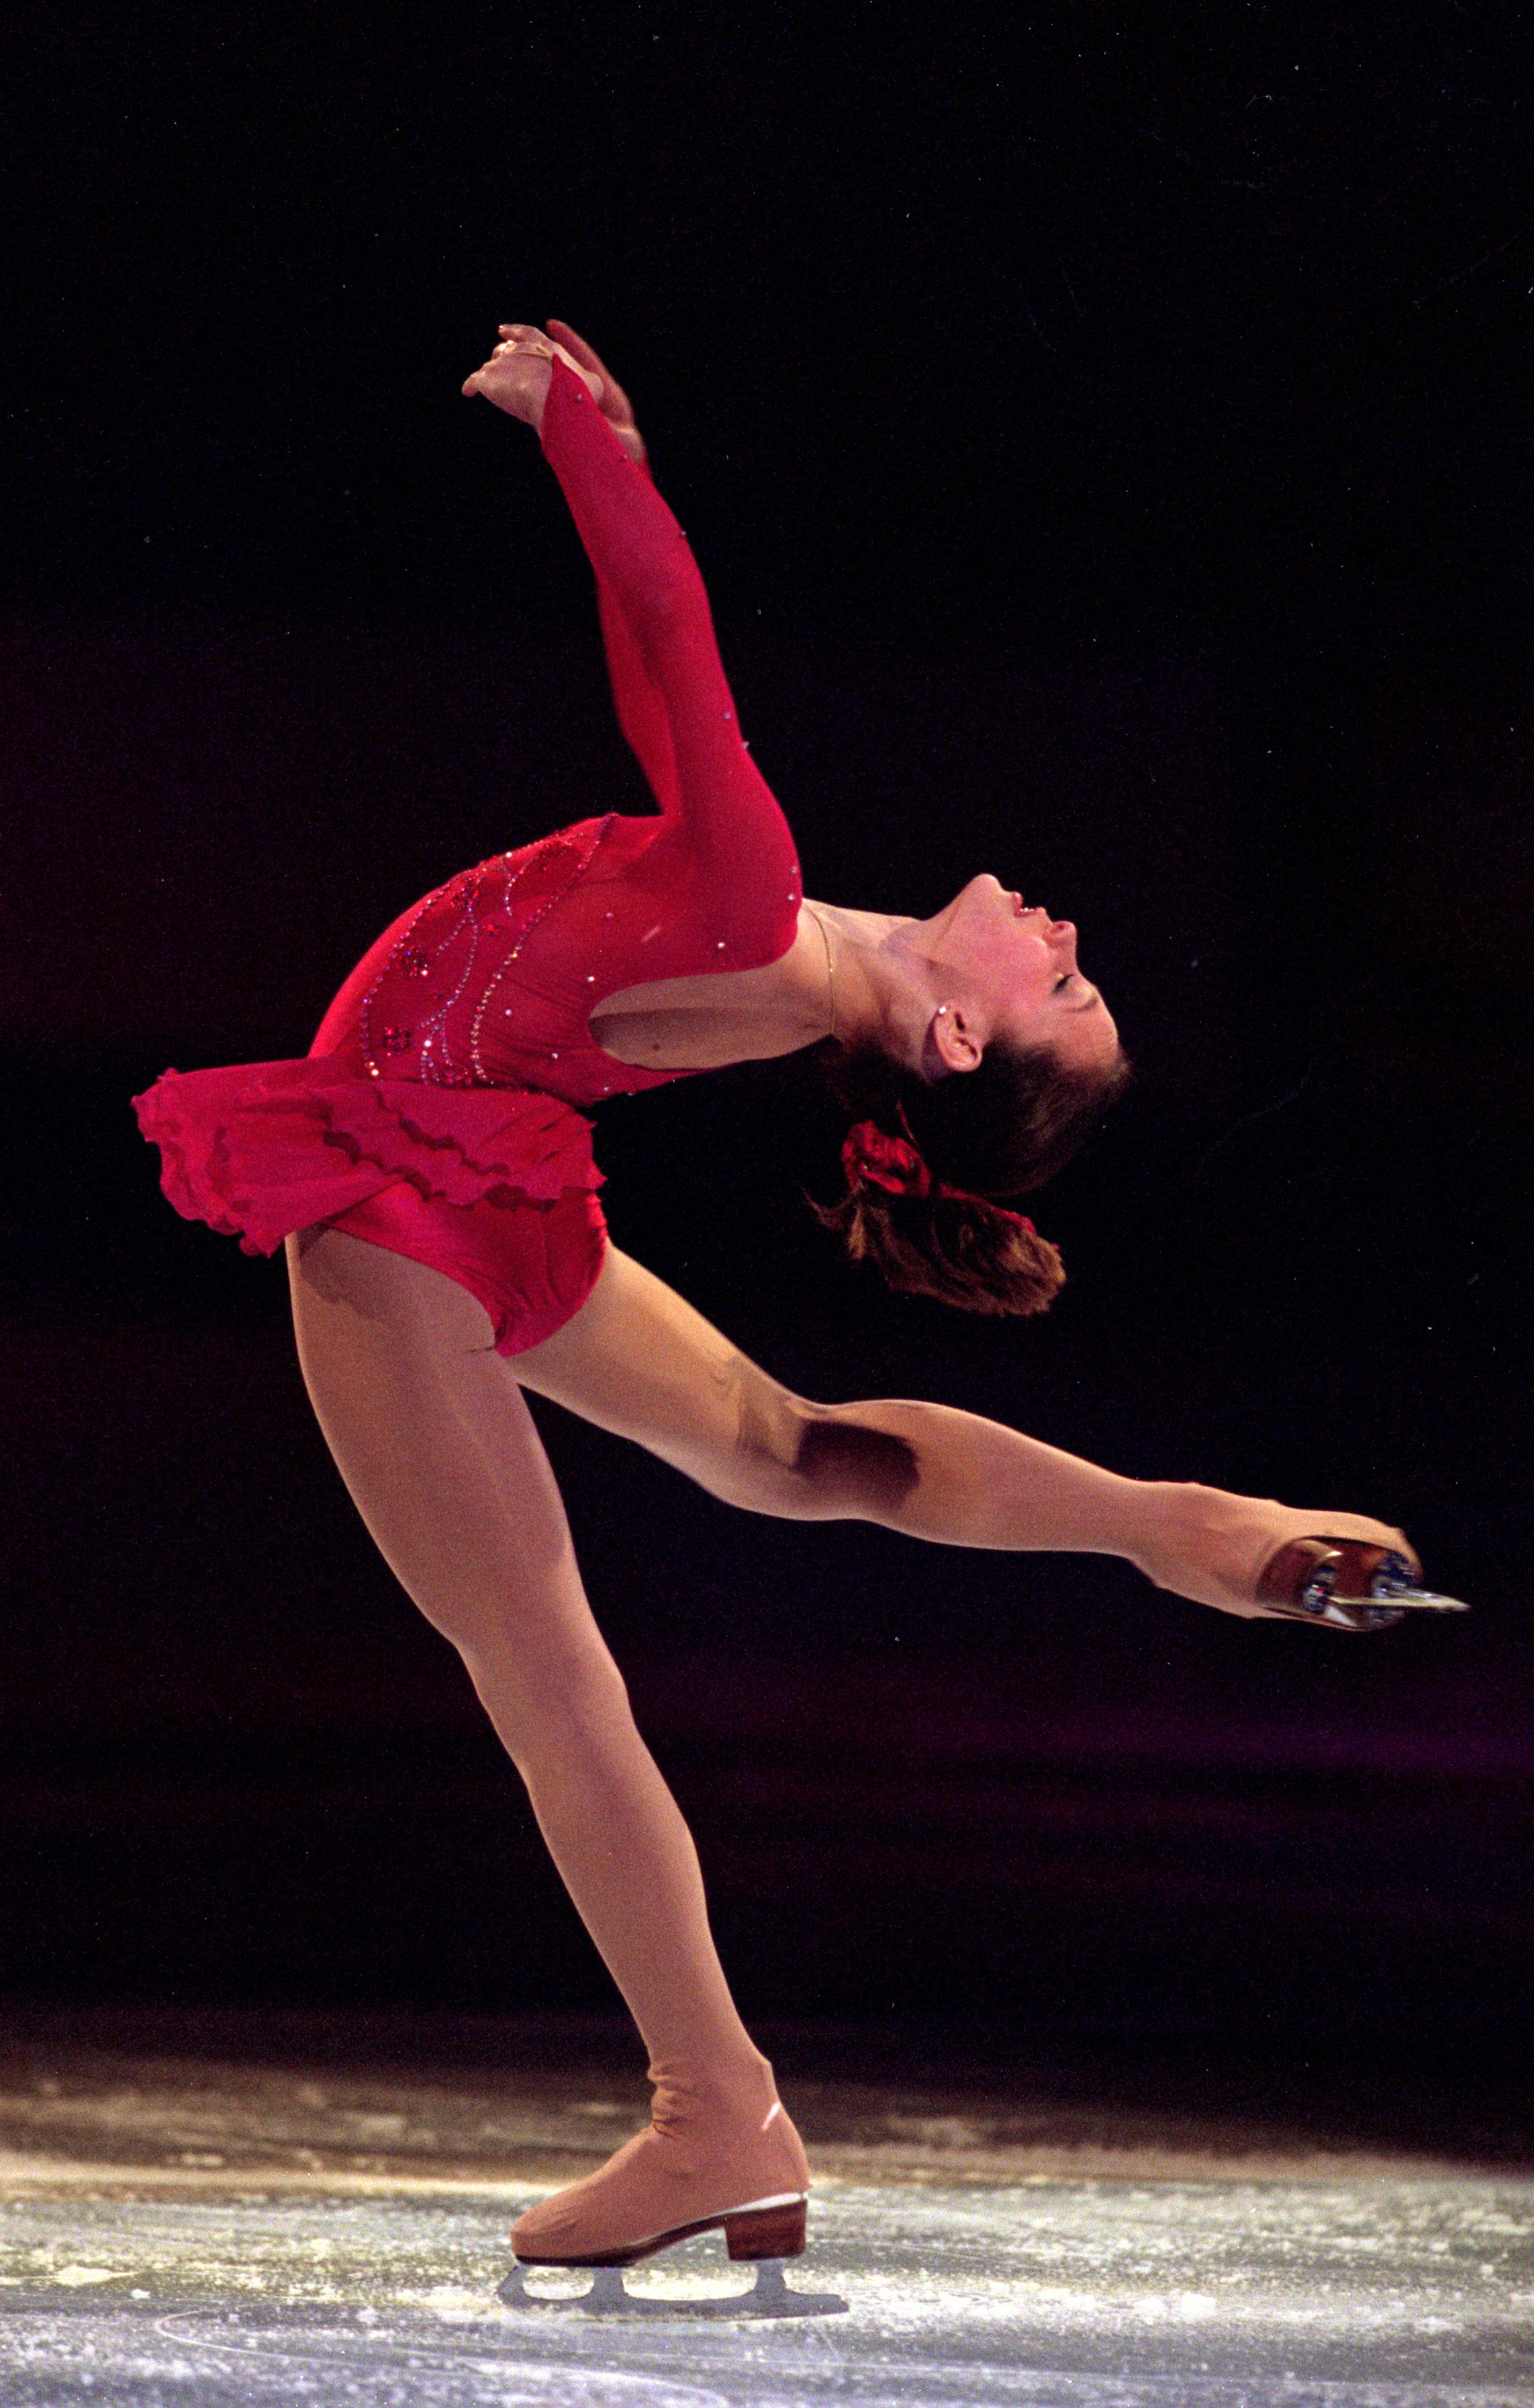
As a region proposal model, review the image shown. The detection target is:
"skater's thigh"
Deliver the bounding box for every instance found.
[512,1246,916,1518]
[284,1225,587,1650]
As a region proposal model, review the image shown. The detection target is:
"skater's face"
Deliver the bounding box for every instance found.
[924,876,1120,1074]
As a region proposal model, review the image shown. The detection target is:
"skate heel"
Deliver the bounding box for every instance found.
[724,2199,807,2260]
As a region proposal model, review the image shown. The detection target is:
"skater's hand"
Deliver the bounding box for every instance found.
[546,319,648,465]
[1139,1483,1420,1621]
[461,325,603,430]
[461,323,645,462]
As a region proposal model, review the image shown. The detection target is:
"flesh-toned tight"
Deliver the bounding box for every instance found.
[284,1227,1410,2255]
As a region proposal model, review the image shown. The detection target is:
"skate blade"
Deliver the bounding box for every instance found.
[1304,1583,1473,1632]
[497,2258,849,2319]
[1259,1542,1472,1632]
[1329,1585,1471,1615]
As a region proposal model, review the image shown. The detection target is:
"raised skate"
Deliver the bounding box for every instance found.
[1257,1539,1471,1632]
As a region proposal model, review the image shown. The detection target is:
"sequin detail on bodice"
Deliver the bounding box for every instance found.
[358,817,616,1087]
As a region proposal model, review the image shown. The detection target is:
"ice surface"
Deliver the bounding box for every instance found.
[3,2173,1533,2405]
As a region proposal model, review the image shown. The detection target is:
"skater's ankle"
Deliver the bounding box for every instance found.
[647,2049,779,2129]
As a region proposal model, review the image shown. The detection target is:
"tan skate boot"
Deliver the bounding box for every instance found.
[510,2055,810,2270]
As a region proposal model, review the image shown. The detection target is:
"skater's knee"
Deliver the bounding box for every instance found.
[464,1625,633,1758]
[735,1381,919,1520]
[792,1402,920,1516]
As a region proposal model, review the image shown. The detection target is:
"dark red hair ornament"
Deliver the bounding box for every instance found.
[841,1120,1039,1236]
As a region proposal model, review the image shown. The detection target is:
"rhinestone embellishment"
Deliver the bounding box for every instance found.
[359,816,615,1084]
[467,817,616,1082]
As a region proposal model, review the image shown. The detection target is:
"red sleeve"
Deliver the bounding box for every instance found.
[538,361,800,941]
[593,552,680,817]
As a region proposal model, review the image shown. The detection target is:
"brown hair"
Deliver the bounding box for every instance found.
[814,1039,1133,1316]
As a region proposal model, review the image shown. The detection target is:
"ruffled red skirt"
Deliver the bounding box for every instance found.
[132,1054,608,1356]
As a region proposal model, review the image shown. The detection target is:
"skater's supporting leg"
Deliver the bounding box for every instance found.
[283,1225,783,2127]
[514,1247,1415,1618]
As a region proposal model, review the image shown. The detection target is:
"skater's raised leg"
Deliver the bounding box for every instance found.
[514,1246,1417,1620]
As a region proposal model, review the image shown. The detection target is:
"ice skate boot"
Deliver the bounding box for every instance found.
[498,2068,847,2319]
[1257,1538,1471,1633]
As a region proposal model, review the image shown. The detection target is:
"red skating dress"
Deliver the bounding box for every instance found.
[133,361,804,1353]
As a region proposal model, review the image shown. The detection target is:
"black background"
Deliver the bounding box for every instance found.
[3,5,1532,2128]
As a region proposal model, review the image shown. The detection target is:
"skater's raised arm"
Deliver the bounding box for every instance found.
[464,323,779,878]
[541,322,683,819]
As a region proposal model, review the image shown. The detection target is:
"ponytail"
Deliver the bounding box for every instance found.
[813,1040,1131,1317]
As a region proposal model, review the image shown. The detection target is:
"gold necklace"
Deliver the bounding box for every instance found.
[807,904,838,1041]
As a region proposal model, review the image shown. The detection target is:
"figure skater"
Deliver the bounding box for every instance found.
[135,321,1446,2295]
